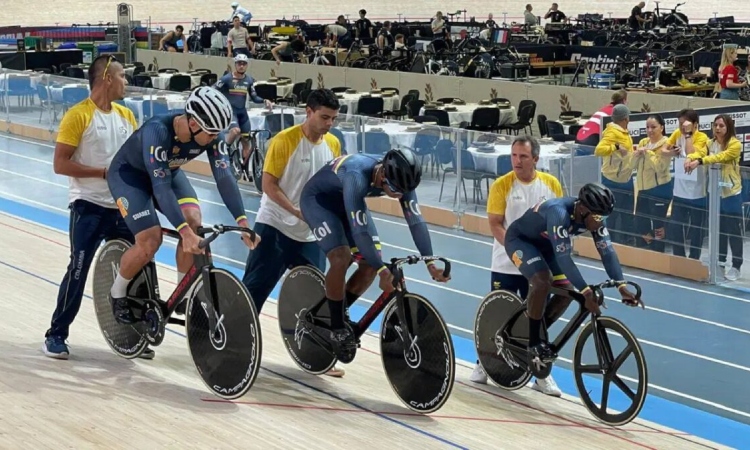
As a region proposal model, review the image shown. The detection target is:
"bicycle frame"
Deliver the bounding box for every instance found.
[139,227,220,330]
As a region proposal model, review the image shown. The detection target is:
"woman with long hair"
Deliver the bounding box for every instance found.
[717,45,747,100]
[633,114,673,252]
[684,114,744,280]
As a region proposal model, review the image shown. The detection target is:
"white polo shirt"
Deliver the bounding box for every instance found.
[486,171,563,274]
[56,98,137,208]
[256,124,341,241]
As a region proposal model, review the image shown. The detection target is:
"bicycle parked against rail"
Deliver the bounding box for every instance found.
[92,225,262,400]
[278,255,455,414]
[228,129,270,193]
[474,280,647,426]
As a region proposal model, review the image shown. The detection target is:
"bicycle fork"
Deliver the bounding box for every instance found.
[199,266,223,339]
[591,319,615,374]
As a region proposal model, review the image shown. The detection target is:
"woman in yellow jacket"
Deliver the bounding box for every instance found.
[632,114,673,252]
[684,113,743,281]
[594,104,634,245]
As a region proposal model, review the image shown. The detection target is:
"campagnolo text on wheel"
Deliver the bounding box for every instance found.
[474,183,648,426]
[278,148,456,414]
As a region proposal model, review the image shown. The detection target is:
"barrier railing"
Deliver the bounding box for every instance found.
[0,67,747,291]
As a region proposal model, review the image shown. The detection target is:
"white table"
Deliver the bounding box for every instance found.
[419,103,516,127]
[466,141,571,173]
[49,83,90,103]
[151,73,202,90]
[339,92,400,119]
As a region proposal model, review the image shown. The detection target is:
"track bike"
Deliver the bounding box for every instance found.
[474,280,648,426]
[278,255,455,414]
[228,129,270,193]
[92,225,262,400]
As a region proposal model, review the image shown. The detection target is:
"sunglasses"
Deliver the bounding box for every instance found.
[102,54,119,80]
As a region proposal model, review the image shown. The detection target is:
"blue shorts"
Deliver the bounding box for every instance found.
[504,234,566,282]
[299,191,381,262]
[108,162,199,235]
[491,272,529,299]
[230,110,251,136]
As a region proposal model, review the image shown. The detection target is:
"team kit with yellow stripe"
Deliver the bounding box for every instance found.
[107,115,246,235]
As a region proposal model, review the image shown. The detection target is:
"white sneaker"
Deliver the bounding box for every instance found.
[530,375,562,397]
[725,267,740,281]
[470,362,488,384]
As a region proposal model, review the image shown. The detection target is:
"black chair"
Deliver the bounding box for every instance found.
[200,73,218,86]
[422,108,451,127]
[537,114,549,137]
[464,107,500,132]
[254,83,280,102]
[329,127,347,154]
[265,113,294,136]
[403,127,440,175]
[500,100,536,135]
[383,94,413,120]
[65,67,85,79]
[407,99,425,119]
[546,120,575,142]
[357,97,384,117]
[357,131,391,155]
[439,149,490,205]
[168,75,192,92]
[407,89,420,100]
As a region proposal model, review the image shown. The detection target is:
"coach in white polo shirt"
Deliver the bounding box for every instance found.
[42,55,145,360]
[241,88,345,376]
[470,135,564,397]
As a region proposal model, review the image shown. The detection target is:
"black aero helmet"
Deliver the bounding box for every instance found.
[578,182,615,215]
[382,148,422,193]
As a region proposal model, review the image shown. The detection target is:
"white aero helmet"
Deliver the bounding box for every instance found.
[185,86,233,134]
[231,2,239,8]
[234,53,249,63]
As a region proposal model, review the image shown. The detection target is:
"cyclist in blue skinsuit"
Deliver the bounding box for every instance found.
[299,149,451,361]
[504,182,641,376]
[107,86,260,323]
[214,53,273,164]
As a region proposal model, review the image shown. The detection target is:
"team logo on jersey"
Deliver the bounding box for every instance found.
[351,210,367,227]
[552,226,569,240]
[172,146,180,155]
[169,158,190,168]
[595,226,609,238]
[511,250,523,268]
[149,146,167,163]
[312,222,332,241]
[408,200,422,216]
[116,197,129,218]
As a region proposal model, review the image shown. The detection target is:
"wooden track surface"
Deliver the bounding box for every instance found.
[0,212,730,450]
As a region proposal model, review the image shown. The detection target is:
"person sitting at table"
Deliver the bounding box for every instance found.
[594,104,635,246]
[575,89,628,147]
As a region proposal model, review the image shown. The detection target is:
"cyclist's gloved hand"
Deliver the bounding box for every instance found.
[378,268,395,294]
[427,262,450,283]
[618,284,645,308]
[582,287,601,316]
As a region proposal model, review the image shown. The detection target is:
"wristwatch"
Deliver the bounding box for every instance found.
[697,158,704,165]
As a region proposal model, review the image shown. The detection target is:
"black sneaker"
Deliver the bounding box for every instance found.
[329,325,358,364]
[528,342,557,379]
[111,294,137,325]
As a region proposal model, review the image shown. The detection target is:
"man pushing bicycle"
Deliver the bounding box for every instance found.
[504,182,643,377]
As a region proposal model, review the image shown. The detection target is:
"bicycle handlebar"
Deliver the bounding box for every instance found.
[589,280,642,305]
[388,255,452,287]
[196,224,257,249]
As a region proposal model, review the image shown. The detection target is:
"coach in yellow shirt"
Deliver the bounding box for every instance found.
[684,114,743,280]
[594,104,635,245]
[241,89,345,376]
[470,135,564,397]
[43,55,142,360]
[632,114,673,252]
